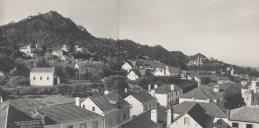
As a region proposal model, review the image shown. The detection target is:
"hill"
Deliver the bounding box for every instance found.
[0,11,258,76]
[0,11,190,68]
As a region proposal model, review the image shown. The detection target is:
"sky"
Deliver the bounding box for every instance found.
[0,0,258,67]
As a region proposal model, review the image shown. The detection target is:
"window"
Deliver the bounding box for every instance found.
[68,126,73,128]
[246,124,253,128]
[184,117,190,125]
[47,77,49,80]
[40,76,42,80]
[232,122,239,128]
[33,77,36,80]
[92,107,95,111]
[93,121,98,128]
[80,124,86,128]
[123,114,127,120]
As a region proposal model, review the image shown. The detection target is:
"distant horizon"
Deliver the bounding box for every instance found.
[0,0,258,67]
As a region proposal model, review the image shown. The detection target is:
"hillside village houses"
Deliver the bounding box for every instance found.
[122,59,180,79]
[30,67,59,86]
[124,92,157,117]
[80,91,130,128]
[149,84,183,107]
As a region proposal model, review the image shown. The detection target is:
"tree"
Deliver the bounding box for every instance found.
[0,53,14,77]
[14,58,30,77]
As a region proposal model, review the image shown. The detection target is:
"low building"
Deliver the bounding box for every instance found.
[229,106,259,128]
[149,84,183,107]
[124,92,157,117]
[217,76,231,84]
[30,67,56,86]
[20,44,33,57]
[121,61,134,73]
[127,70,141,81]
[168,101,230,128]
[81,92,130,128]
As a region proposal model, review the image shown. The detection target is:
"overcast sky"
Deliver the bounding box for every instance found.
[0,0,258,67]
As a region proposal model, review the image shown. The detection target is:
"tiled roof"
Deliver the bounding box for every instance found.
[90,92,129,113]
[173,101,228,118]
[31,67,54,73]
[187,104,213,128]
[130,92,155,104]
[120,110,161,128]
[230,106,259,123]
[180,86,222,100]
[0,103,41,128]
[154,84,182,94]
[37,104,103,124]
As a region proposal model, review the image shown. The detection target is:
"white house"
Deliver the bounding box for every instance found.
[20,44,33,57]
[127,70,141,81]
[229,106,259,128]
[61,44,69,52]
[124,92,157,117]
[75,45,83,52]
[30,67,55,86]
[121,61,133,73]
[149,84,183,107]
[168,101,230,128]
[81,91,130,128]
[52,49,66,61]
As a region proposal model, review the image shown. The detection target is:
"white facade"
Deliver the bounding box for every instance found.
[149,85,183,107]
[20,45,33,56]
[121,62,132,73]
[228,120,259,128]
[127,71,139,81]
[81,97,130,128]
[169,114,203,128]
[124,95,156,117]
[30,68,55,86]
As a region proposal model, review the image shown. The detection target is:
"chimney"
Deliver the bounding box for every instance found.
[214,85,219,92]
[151,108,158,123]
[167,108,172,126]
[104,90,110,95]
[124,88,128,93]
[0,96,3,103]
[154,84,158,89]
[75,97,80,107]
[148,84,152,91]
[170,84,175,91]
[150,89,155,97]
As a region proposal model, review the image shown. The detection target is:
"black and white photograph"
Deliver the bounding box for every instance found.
[0,0,258,128]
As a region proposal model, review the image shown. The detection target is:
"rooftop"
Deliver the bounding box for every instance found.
[173,101,229,118]
[36,104,103,124]
[230,106,259,123]
[31,67,54,73]
[130,92,156,104]
[180,85,223,100]
[89,92,129,113]
[120,110,161,128]
[154,84,182,94]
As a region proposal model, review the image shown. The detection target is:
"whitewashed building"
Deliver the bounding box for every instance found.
[168,101,230,128]
[124,92,157,117]
[30,67,55,86]
[149,84,183,107]
[81,91,130,128]
[20,44,33,57]
[127,70,141,81]
[121,61,134,73]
